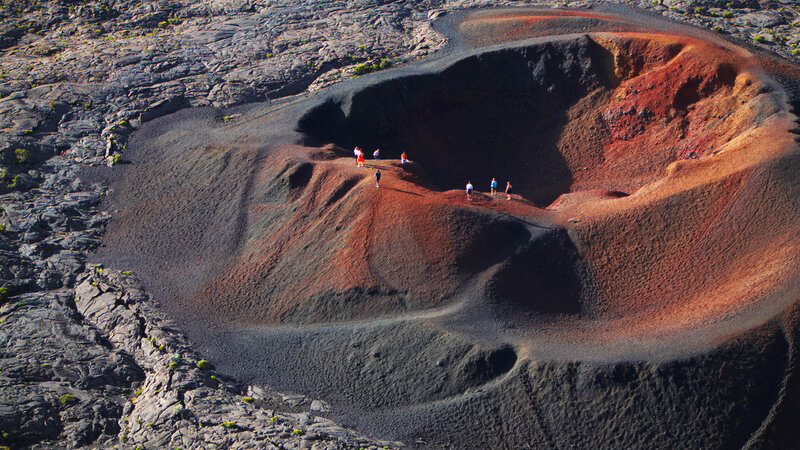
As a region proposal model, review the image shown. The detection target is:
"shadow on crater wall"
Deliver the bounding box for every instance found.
[299,37,619,205]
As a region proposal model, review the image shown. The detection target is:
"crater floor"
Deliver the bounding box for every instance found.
[90,8,800,448]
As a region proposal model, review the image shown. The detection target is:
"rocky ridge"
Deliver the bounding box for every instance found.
[1,0,799,448]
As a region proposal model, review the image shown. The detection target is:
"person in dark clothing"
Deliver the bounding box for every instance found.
[375,169,381,187]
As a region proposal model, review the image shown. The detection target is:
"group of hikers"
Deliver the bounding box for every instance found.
[353,146,409,188]
[353,146,512,200]
[466,178,512,201]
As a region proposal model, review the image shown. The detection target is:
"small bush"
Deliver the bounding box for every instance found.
[118,119,128,127]
[196,359,211,369]
[8,175,19,189]
[157,21,168,28]
[0,287,8,302]
[168,18,180,24]
[722,11,734,18]
[168,361,178,370]
[752,35,767,43]
[292,428,304,436]
[693,6,707,14]
[209,375,217,381]
[134,388,143,397]
[0,224,4,233]
[222,115,232,122]
[14,148,30,164]
[712,26,723,33]
[269,415,278,422]
[59,394,78,404]
[0,169,6,180]
[112,153,122,165]
[241,396,254,403]
[147,422,154,428]
[221,421,235,428]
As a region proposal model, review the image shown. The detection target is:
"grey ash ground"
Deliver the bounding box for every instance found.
[2,0,800,449]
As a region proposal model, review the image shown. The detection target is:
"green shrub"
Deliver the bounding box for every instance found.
[14,148,30,164]
[0,224,5,233]
[8,175,19,189]
[22,129,33,135]
[221,421,235,428]
[59,394,78,404]
[210,375,217,381]
[118,119,128,127]
[0,287,8,301]
[722,11,734,18]
[241,396,254,403]
[353,58,390,76]
[712,26,723,33]
[157,21,168,28]
[693,6,707,14]
[134,388,143,397]
[112,153,122,165]
[752,35,766,43]
[168,361,178,370]
[168,18,180,24]
[196,359,211,369]
[292,428,304,435]
[0,168,6,179]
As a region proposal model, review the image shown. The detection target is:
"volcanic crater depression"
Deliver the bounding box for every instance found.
[93,9,800,448]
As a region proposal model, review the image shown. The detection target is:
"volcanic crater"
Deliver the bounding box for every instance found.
[90,8,800,448]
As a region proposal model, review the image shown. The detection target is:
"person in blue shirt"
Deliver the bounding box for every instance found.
[490,178,498,196]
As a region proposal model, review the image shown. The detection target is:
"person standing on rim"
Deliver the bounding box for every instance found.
[373,148,380,160]
[375,169,381,188]
[505,181,512,200]
[400,152,409,164]
[490,177,498,196]
[466,181,474,201]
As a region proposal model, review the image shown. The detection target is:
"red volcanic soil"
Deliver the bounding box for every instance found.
[86,8,800,448]
[93,17,800,349]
